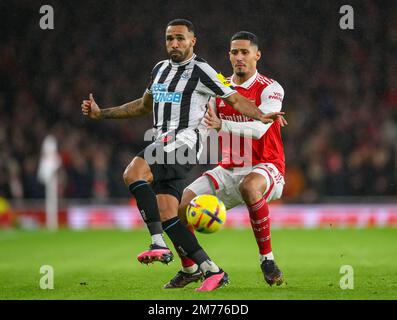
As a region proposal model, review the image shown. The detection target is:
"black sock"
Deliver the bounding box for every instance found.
[128,180,162,236]
[162,217,209,265]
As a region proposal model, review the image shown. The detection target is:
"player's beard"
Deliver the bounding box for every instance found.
[169,49,189,63]
[235,69,246,77]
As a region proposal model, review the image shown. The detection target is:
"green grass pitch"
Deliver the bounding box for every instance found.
[1,228,396,300]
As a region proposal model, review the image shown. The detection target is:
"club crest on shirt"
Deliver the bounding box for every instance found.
[181,70,191,79]
[216,73,232,87]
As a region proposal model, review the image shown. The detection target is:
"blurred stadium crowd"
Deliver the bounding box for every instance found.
[0,0,396,203]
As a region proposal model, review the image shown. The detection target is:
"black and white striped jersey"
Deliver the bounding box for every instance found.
[146,53,236,154]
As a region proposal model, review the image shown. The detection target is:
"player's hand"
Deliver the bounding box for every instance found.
[204,107,222,131]
[81,93,102,120]
[258,111,286,125]
[278,115,288,127]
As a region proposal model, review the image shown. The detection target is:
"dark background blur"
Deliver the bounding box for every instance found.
[0,0,396,203]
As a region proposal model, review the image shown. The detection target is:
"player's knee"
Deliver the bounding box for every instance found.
[239,176,264,201]
[122,166,136,185]
[123,161,151,186]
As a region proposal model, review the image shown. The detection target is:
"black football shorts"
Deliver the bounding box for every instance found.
[136,142,197,202]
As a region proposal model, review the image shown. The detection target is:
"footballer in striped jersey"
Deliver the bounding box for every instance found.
[82,21,284,291]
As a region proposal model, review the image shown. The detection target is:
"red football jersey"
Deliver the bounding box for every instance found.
[214,71,285,175]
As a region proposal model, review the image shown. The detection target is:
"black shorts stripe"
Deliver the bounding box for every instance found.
[153,63,172,128]
[194,128,200,153]
[161,65,187,132]
[176,65,200,132]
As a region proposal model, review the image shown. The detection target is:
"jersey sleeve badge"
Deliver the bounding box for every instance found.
[216,73,232,87]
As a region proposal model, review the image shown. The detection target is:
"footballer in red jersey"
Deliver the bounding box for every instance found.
[164,31,287,288]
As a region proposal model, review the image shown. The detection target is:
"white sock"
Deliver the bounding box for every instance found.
[151,234,167,248]
[260,252,274,263]
[182,264,199,274]
[199,260,220,274]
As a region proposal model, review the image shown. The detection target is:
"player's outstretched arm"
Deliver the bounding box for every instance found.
[223,93,285,124]
[204,107,287,139]
[81,92,153,120]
